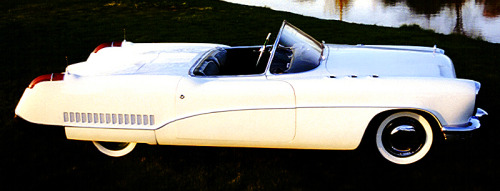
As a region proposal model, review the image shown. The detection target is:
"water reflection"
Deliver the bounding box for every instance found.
[223,0,500,43]
[324,0,352,21]
[482,0,500,17]
[380,0,468,34]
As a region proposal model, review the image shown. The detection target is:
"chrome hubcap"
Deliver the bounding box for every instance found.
[382,117,426,157]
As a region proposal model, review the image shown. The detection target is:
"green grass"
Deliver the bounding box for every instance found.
[1,0,499,190]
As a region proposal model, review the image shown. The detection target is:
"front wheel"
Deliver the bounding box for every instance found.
[375,112,433,164]
[92,141,136,157]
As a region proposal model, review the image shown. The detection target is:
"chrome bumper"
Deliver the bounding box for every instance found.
[442,108,487,141]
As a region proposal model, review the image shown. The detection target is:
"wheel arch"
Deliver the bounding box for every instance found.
[358,108,444,149]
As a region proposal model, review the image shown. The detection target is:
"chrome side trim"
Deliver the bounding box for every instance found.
[355,44,445,54]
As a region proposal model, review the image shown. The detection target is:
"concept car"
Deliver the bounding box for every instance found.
[15,21,486,164]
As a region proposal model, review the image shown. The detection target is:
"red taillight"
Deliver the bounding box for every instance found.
[28,73,65,89]
[92,41,123,53]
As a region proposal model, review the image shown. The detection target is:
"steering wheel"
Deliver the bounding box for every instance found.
[255,33,272,67]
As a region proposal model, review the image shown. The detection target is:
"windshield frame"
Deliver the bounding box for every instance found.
[265,20,324,75]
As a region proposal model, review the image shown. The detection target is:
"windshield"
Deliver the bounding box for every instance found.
[267,21,323,74]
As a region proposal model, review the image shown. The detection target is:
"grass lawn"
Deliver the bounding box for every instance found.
[1,0,499,190]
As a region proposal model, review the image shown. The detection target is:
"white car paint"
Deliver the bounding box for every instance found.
[326,44,456,78]
[15,21,484,164]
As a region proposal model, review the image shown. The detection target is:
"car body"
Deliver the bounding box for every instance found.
[15,21,486,164]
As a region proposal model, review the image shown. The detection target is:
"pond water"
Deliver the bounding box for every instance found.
[223,0,500,43]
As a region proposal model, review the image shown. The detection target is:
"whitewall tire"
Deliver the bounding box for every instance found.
[92,141,137,157]
[375,112,433,164]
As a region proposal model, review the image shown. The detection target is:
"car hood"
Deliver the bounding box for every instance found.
[325,44,456,78]
[66,41,223,76]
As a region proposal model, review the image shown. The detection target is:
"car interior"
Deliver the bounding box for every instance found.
[193,46,273,76]
[193,45,297,76]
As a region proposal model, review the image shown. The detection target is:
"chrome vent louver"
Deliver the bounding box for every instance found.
[64,112,154,126]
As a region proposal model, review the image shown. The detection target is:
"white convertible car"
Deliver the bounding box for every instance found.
[15,21,486,164]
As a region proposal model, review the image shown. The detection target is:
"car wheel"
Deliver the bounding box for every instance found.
[92,141,136,157]
[375,112,433,164]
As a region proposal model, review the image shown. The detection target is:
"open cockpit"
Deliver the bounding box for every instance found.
[192,46,272,76]
[192,21,323,77]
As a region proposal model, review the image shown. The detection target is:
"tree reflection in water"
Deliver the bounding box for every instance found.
[482,0,500,17]
[324,0,351,21]
[325,0,500,41]
[226,0,500,42]
[381,0,467,34]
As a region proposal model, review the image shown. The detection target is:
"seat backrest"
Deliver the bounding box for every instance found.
[213,48,227,68]
[194,58,219,76]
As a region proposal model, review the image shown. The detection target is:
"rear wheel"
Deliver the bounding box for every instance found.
[375,112,433,164]
[92,141,136,157]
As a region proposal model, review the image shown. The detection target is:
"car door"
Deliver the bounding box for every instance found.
[174,75,295,142]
